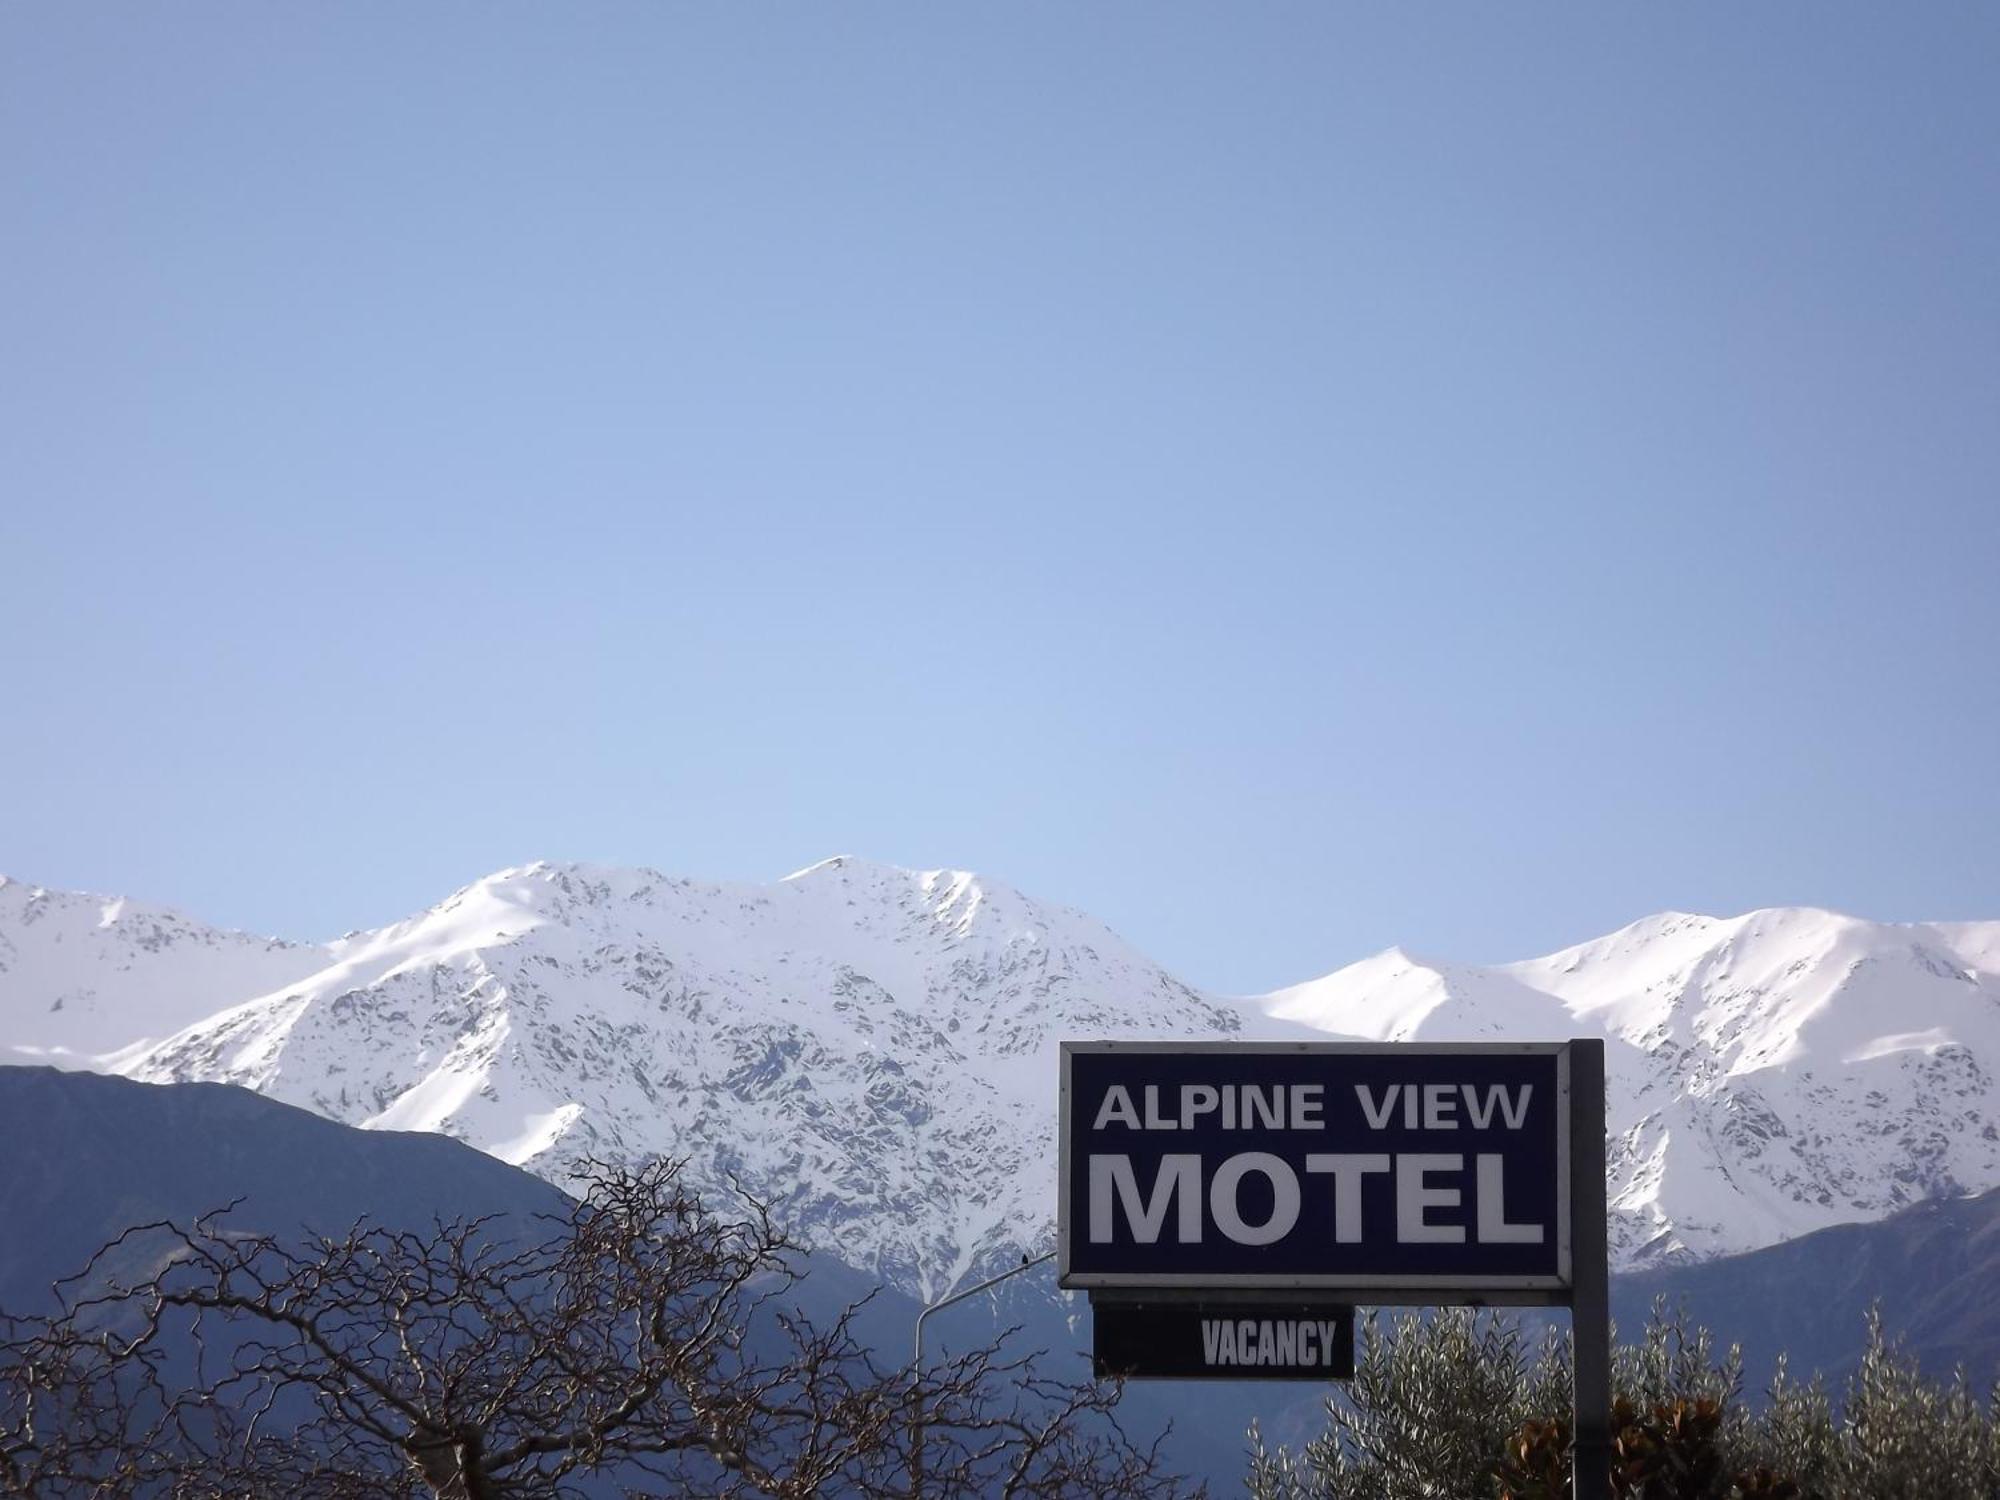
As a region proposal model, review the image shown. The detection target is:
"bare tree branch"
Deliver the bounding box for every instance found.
[0,1159,1199,1499]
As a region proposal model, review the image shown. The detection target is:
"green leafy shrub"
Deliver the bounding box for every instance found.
[1246,1309,1570,1500]
[1248,1302,2000,1500]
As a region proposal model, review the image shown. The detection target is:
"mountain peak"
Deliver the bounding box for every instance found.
[783,854,866,881]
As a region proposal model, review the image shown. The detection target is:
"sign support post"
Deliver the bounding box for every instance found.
[1568,1038,1611,1500]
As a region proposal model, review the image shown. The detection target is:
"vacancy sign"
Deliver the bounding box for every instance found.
[1058,1042,1573,1293]
[1091,1301,1356,1380]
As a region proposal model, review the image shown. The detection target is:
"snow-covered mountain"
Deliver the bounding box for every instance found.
[10,861,1274,1294]
[0,876,325,1062]
[3,862,1997,1297]
[1268,908,2000,1265]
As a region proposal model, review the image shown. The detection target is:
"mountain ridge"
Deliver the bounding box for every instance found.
[4,860,1996,1298]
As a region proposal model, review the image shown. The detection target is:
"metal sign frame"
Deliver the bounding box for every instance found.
[1058,1039,1574,1297]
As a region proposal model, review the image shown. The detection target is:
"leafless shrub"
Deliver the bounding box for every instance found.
[0,1159,1196,1499]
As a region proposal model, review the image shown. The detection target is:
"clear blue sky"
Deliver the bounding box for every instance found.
[4,5,1996,992]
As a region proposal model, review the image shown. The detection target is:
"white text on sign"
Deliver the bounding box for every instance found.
[1091,1082,1535,1132]
[1200,1318,1346,1369]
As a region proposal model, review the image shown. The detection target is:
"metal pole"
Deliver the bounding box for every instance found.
[1569,1038,1611,1500]
[911,1250,1056,1498]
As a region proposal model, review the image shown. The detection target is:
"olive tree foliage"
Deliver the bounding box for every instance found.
[0,1160,1196,1500]
[1245,1310,1571,1500]
[1835,1309,2000,1500]
[1247,1303,2000,1500]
